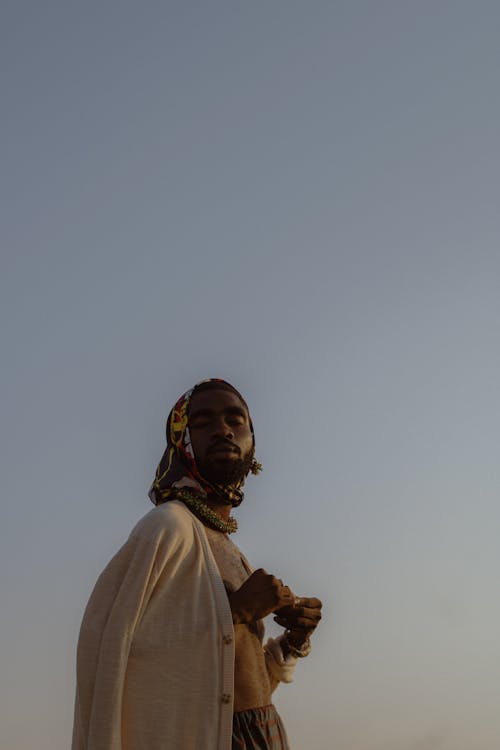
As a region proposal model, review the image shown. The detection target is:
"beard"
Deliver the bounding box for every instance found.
[198,449,254,488]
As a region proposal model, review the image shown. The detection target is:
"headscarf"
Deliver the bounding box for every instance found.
[149,378,262,507]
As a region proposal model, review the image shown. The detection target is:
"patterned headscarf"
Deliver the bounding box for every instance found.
[149,378,262,507]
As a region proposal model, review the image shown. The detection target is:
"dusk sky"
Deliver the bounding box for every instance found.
[2,3,500,749]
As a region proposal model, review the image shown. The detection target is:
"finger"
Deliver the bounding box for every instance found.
[291,617,320,629]
[273,604,295,617]
[282,606,321,621]
[279,585,294,601]
[275,595,294,612]
[274,614,319,628]
[294,607,322,621]
[295,597,322,609]
[274,612,321,627]
[273,616,289,628]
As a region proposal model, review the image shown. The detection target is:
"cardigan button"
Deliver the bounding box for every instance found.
[221,693,232,704]
[222,634,233,645]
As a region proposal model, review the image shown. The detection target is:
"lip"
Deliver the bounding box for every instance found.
[209,446,239,456]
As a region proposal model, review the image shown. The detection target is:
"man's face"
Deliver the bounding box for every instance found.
[188,388,254,487]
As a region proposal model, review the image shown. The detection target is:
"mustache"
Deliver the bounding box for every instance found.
[207,439,241,456]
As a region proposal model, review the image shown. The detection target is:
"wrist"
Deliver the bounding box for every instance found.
[281,630,312,658]
[264,637,298,683]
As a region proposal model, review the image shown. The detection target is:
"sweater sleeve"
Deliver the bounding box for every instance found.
[264,635,298,690]
[72,512,186,750]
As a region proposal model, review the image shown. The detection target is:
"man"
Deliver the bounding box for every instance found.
[72,378,322,750]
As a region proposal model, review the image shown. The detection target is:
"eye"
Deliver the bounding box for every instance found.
[190,417,210,429]
[227,415,246,426]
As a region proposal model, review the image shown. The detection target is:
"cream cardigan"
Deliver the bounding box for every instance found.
[72,501,235,750]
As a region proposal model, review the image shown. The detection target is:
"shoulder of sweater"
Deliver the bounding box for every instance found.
[129,500,197,544]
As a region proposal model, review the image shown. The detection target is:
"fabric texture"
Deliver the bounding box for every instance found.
[204,526,295,711]
[148,378,259,508]
[263,637,298,685]
[71,501,235,750]
[232,705,290,750]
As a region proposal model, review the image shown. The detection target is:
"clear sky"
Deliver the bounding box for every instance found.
[2,2,500,749]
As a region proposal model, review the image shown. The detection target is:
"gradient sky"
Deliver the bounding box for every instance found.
[2,2,500,749]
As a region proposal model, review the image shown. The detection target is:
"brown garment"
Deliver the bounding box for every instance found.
[204,527,274,712]
[232,704,290,749]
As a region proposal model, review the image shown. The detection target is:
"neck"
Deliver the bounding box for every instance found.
[204,497,233,522]
[175,489,238,534]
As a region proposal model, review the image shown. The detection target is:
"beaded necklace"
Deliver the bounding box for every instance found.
[176,490,238,534]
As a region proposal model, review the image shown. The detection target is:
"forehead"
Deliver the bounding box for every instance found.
[188,388,248,416]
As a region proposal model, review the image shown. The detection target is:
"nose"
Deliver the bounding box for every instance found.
[211,416,234,440]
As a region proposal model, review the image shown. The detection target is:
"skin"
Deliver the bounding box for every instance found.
[188,388,322,654]
[188,388,254,496]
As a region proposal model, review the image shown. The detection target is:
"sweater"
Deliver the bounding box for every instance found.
[72,501,235,750]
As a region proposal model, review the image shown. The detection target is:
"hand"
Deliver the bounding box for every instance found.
[228,569,295,624]
[274,596,322,649]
